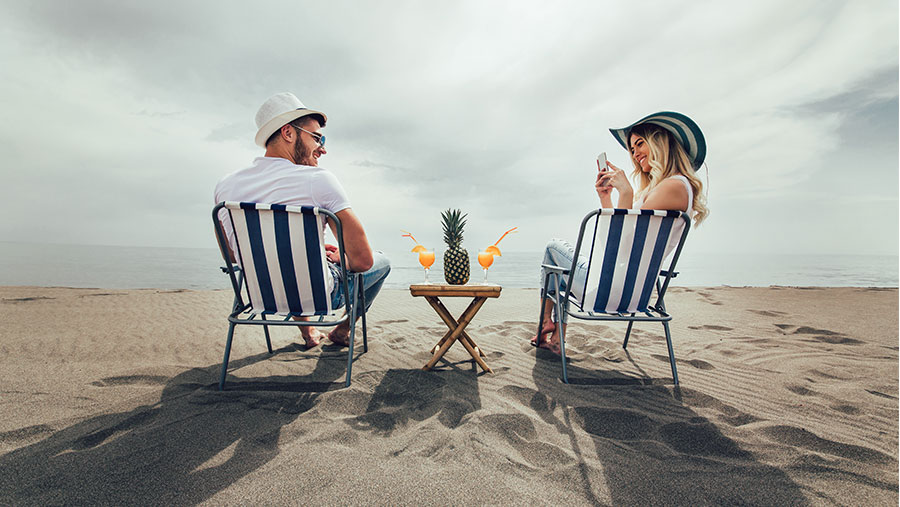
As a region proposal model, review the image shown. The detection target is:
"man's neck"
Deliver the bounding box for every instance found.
[264,144,296,164]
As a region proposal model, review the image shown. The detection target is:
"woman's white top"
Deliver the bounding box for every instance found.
[633,175,693,214]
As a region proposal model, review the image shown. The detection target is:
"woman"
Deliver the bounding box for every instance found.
[532,112,708,354]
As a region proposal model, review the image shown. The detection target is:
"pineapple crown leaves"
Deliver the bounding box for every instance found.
[441,208,467,248]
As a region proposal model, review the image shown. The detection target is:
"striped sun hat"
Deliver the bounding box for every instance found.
[609,111,706,170]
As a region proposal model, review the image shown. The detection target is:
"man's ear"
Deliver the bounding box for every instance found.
[281,124,296,143]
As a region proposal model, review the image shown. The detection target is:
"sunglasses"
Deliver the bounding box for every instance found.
[292,125,326,147]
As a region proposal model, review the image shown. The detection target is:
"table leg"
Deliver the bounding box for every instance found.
[422,296,492,373]
[426,297,487,357]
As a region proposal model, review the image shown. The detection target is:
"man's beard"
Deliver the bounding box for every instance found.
[293,142,316,166]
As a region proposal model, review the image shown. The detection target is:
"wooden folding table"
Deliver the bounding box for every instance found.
[409,284,502,373]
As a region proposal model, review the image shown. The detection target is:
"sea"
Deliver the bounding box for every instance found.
[0,242,896,290]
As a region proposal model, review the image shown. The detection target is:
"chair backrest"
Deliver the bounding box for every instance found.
[574,209,690,314]
[216,201,335,317]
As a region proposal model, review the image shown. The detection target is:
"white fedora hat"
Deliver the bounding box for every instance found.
[254,92,327,148]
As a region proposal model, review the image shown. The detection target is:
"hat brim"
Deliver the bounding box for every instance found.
[255,108,327,147]
[609,111,706,170]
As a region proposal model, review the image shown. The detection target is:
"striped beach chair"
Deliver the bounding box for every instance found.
[539,209,691,384]
[212,201,367,389]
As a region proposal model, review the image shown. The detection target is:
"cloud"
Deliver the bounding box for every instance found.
[0,0,896,258]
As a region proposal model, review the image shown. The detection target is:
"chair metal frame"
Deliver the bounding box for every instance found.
[213,202,367,389]
[538,208,691,385]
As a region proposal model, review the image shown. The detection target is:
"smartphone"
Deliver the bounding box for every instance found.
[596,152,608,172]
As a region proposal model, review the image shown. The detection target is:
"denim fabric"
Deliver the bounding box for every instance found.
[541,238,589,302]
[329,251,391,311]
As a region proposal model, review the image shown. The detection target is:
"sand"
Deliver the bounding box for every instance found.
[0,285,897,505]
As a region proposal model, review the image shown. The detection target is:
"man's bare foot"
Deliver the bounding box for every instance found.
[300,327,325,349]
[327,323,351,347]
[530,321,556,347]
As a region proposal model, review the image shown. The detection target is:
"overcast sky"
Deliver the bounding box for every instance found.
[1,0,897,263]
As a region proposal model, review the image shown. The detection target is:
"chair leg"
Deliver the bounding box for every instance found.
[623,320,634,349]
[218,323,236,391]
[662,321,679,385]
[261,314,273,353]
[344,283,359,388]
[553,274,569,384]
[358,274,368,353]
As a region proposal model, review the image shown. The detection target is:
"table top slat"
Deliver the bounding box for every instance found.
[409,284,501,298]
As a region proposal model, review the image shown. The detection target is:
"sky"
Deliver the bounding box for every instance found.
[1,0,897,265]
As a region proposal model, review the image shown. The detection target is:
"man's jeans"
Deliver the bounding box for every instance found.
[329,251,391,313]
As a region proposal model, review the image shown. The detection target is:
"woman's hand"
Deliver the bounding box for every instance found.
[596,160,634,207]
[595,168,614,199]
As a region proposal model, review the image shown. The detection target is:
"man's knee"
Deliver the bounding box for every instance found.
[370,251,391,279]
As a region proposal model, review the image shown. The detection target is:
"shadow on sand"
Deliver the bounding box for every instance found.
[528,343,811,505]
[0,345,349,505]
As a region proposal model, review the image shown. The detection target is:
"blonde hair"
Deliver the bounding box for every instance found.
[628,123,708,225]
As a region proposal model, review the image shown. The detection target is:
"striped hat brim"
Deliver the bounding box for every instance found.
[609,111,706,170]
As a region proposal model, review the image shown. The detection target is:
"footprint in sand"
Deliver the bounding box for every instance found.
[761,425,894,464]
[830,404,861,415]
[696,291,724,306]
[2,296,55,303]
[0,424,55,444]
[810,335,864,345]
[688,324,733,331]
[774,325,862,345]
[90,375,170,387]
[748,309,787,317]
[785,384,817,396]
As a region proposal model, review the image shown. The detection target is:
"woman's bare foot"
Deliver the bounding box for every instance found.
[537,326,563,356]
[530,320,556,347]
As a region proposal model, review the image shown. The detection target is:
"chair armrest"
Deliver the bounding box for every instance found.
[220,264,242,274]
[541,264,570,274]
[660,269,678,278]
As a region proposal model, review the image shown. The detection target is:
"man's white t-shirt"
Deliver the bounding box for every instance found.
[214,157,352,289]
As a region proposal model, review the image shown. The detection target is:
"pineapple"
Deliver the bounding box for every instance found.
[441,208,470,285]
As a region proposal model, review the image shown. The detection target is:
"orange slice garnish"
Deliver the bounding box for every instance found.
[411,244,427,253]
[485,245,501,256]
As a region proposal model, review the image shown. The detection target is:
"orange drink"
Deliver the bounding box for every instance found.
[478,251,494,268]
[418,250,435,284]
[478,251,494,285]
[418,251,435,268]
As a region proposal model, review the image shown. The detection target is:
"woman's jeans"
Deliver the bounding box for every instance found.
[541,239,588,311]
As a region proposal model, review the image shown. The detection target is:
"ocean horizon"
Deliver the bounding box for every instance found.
[0,241,896,290]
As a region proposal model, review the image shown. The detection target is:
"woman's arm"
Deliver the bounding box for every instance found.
[640,178,690,211]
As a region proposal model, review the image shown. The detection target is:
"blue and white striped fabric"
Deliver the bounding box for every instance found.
[578,209,688,314]
[225,202,333,317]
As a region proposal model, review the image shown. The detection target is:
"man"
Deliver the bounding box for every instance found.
[214,92,390,348]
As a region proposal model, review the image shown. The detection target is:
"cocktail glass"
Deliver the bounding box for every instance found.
[419,250,435,284]
[478,251,494,285]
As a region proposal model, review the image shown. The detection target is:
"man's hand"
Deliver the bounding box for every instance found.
[325,244,341,264]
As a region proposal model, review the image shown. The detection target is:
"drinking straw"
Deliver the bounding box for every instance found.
[493,227,518,245]
[401,230,419,244]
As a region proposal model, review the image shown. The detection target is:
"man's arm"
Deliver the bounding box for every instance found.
[328,208,374,272]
